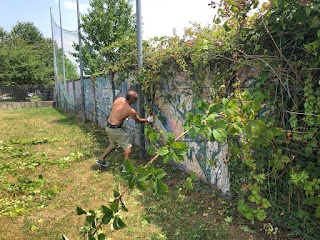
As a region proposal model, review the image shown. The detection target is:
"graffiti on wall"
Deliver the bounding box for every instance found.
[56,75,231,194]
[151,79,230,194]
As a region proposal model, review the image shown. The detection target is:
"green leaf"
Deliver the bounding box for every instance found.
[171,141,188,149]
[157,146,169,156]
[136,167,152,181]
[128,177,135,189]
[166,132,175,145]
[222,98,229,105]
[102,214,113,224]
[172,151,185,163]
[101,205,113,224]
[273,127,283,136]
[207,113,218,125]
[154,180,169,195]
[185,112,194,122]
[237,199,254,221]
[110,202,119,212]
[171,142,189,155]
[163,154,171,164]
[212,129,227,142]
[31,225,38,231]
[183,177,193,190]
[117,217,127,229]
[124,160,135,173]
[224,216,233,223]
[98,233,106,240]
[255,208,267,221]
[155,169,167,180]
[232,122,243,134]
[305,147,313,156]
[198,100,209,111]
[214,17,221,24]
[211,119,228,129]
[146,144,156,156]
[113,216,126,230]
[223,23,231,32]
[114,190,120,198]
[76,206,87,215]
[188,126,198,138]
[192,113,203,125]
[136,180,147,191]
[86,215,96,228]
[121,200,128,212]
[281,155,291,164]
[148,132,160,144]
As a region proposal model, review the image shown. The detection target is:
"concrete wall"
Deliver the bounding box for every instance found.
[0,101,54,110]
[56,75,231,194]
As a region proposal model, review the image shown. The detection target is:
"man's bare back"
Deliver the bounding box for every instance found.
[107,97,135,126]
[107,91,147,126]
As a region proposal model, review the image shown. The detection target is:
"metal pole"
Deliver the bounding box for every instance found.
[76,0,86,123]
[136,0,145,158]
[50,8,59,108]
[58,0,66,87]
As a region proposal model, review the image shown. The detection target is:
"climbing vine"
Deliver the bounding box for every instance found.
[74,0,320,239]
[136,0,320,238]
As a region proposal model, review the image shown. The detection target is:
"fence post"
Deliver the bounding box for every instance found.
[73,80,76,115]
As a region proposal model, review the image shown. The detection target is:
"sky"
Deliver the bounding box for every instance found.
[0,0,217,40]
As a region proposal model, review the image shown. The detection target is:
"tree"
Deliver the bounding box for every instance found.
[11,21,44,45]
[80,0,137,75]
[0,22,55,86]
[0,36,52,85]
[0,26,7,41]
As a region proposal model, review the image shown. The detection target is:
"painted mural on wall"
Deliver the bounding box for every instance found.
[151,76,230,194]
[55,74,233,194]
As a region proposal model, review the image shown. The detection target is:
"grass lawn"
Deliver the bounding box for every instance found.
[0,107,264,239]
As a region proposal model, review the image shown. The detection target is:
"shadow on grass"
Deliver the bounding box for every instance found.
[54,108,262,240]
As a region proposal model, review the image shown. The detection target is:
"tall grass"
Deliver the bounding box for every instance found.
[0,108,262,239]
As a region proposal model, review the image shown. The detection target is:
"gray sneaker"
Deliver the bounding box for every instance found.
[96,159,110,168]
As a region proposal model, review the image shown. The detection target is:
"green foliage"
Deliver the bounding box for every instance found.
[76,126,190,238]
[72,0,320,238]
[76,200,127,240]
[131,0,320,238]
[11,21,44,45]
[0,138,87,217]
[80,0,136,76]
[0,22,54,85]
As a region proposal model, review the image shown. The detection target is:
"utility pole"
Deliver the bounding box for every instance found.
[136,0,145,158]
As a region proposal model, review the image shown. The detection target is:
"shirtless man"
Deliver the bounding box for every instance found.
[96,90,153,167]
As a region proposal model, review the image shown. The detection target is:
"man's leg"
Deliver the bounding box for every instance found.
[124,146,131,160]
[100,146,115,160]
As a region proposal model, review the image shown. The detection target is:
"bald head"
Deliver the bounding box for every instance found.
[126,90,138,103]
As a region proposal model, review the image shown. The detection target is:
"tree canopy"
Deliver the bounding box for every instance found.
[80,0,136,75]
[0,22,54,86]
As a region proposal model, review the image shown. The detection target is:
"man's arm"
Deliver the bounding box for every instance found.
[129,109,148,123]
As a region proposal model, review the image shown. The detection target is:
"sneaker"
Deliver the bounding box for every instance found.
[96,159,110,168]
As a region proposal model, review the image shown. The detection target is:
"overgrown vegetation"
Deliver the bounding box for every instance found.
[0,108,261,239]
[131,1,320,239]
[65,0,319,239]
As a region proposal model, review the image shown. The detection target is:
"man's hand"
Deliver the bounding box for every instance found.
[147,116,154,122]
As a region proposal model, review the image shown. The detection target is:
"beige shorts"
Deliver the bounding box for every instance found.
[105,127,132,150]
